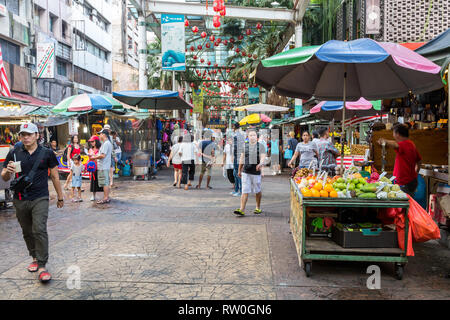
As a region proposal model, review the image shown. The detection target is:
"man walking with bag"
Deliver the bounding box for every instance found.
[1,123,64,283]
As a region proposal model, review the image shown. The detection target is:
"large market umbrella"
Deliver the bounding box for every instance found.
[234,103,289,112]
[239,113,272,126]
[112,90,192,173]
[256,38,443,167]
[52,94,124,113]
[112,90,192,110]
[310,98,384,121]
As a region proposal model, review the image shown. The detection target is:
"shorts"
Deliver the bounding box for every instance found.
[200,162,212,176]
[173,163,182,170]
[242,172,262,194]
[98,169,110,187]
[72,175,82,188]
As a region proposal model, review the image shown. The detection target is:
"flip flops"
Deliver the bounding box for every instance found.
[38,270,52,283]
[27,261,38,273]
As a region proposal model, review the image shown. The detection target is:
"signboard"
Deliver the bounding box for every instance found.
[366,0,381,35]
[192,88,203,114]
[248,87,259,105]
[37,42,55,79]
[161,14,186,71]
[0,4,7,17]
[68,118,78,136]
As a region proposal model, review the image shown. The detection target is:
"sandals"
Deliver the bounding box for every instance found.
[96,199,111,204]
[27,261,38,273]
[38,270,52,283]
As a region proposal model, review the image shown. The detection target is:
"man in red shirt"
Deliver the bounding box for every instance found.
[378,124,422,196]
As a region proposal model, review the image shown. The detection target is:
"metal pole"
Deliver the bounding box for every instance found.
[172,70,178,119]
[341,64,347,169]
[138,14,148,90]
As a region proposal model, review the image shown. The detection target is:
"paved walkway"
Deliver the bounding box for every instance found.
[0,167,449,300]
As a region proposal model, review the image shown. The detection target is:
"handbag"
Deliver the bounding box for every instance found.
[284,149,293,159]
[10,148,46,194]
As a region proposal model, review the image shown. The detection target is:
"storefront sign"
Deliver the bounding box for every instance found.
[366,0,381,35]
[37,42,55,79]
[68,118,78,136]
[161,14,186,71]
[248,87,259,104]
[192,88,203,114]
[0,4,7,17]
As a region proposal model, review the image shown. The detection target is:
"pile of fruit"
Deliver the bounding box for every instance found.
[334,143,351,155]
[350,144,369,156]
[294,168,408,200]
[293,167,314,178]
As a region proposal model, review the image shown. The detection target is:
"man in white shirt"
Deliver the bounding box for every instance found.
[179,134,197,190]
[90,129,112,204]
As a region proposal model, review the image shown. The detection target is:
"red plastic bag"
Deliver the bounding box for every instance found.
[407,195,441,243]
[394,212,414,256]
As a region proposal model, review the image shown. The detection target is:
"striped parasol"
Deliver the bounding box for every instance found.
[52,94,124,113]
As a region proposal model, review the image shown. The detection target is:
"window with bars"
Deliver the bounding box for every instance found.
[0,0,19,16]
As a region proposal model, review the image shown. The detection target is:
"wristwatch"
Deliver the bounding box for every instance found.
[58,199,64,202]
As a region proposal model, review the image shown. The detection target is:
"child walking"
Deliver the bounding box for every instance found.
[71,154,83,202]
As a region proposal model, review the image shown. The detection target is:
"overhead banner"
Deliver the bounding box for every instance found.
[161,14,186,71]
[37,42,55,79]
[248,87,259,104]
[192,88,203,114]
[366,0,381,35]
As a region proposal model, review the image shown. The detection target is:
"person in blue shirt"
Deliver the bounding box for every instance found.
[270,133,281,175]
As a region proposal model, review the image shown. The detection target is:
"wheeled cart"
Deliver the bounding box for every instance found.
[290,179,410,280]
[132,151,150,181]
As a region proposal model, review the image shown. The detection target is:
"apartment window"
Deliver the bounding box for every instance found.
[57,60,67,77]
[0,0,19,16]
[128,36,132,50]
[62,21,69,40]
[0,38,20,65]
[34,5,45,28]
[50,14,58,35]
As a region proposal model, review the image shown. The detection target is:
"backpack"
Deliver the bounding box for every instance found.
[86,161,97,173]
[62,144,72,163]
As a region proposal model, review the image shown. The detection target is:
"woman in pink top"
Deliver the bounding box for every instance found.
[64,135,81,190]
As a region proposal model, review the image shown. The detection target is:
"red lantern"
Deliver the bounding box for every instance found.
[223,39,228,45]
[193,55,198,60]
[197,45,202,50]
[226,69,230,73]
[201,31,207,38]
[209,35,215,42]
[256,23,262,30]
[213,15,221,28]
[185,20,189,27]
[217,38,221,43]
[238,35,244,41]
[247,53,252,58]
[205,43,211,49]
[214,41,219,47]
[230,37,235,43]
[200,58,205,63]
[190,46,195,51]
[192,26,199,33]
[220,7,226,16]
[241,51,246,57]
[190,83,195,88]
[253,54,258,59]
[214,63,218,67]
[246,29,252,36]
[207,61,211,66]
[235,48,240,53]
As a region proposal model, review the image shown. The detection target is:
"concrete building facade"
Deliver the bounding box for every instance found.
[335,0,450,43]
[71,0,113,94]
[111,0,139,92]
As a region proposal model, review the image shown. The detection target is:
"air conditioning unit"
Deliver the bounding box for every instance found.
[25,54,36,65]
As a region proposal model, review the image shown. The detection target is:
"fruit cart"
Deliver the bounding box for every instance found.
[290,179,410,279]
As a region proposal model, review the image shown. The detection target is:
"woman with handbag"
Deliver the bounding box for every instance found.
[87,136,103,201]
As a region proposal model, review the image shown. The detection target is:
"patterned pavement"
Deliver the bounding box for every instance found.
[0,167,449,300]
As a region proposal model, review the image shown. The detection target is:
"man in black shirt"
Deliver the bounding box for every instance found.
[234,129,266,216]
[1,123,64,283]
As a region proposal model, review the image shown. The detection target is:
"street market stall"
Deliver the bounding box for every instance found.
[256,38,444,276]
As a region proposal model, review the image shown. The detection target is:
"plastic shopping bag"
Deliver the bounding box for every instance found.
[407,195,441,243]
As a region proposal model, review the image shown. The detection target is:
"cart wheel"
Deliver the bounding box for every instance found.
[133,176,137,181]
[305,262,312,278]
[395,264,404,280]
